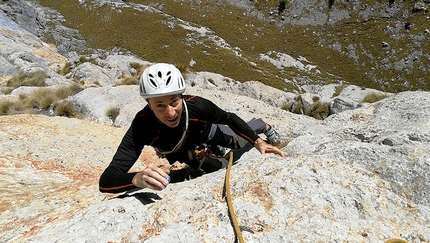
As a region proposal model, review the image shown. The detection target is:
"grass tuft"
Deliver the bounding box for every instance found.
[7,70,48,88]
[361,92,389,103]
[117,76,139,85]
[0,83,83,116]
[53,100,81,118]
[281,102,292,111]
[117,62,148,86]
[106,106,120,122]
[58,62,72,75]
[305,101,329,120]
[1,87,14,95]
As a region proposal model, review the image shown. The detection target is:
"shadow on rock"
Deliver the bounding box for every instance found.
[114,191,162,205]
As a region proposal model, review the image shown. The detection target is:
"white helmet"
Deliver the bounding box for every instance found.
[139,63,186,99]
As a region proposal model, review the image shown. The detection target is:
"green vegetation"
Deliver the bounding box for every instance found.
[7,70,48,88]
[0,83,83,117]
[38,0,428,93]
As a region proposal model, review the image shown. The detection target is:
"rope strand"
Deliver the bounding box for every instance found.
[224,152,244,243]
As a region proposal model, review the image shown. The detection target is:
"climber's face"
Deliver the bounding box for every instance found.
[148,94,183,128]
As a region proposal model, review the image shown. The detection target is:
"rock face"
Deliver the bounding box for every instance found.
[1,91,429,243]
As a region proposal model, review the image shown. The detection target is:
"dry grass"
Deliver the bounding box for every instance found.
[1,87,14,95]
[106,106,120,122]
[0,100,23,115]
[291,96,303,114]
[53,100,81,118]
[54,83,82,99]
[0,83,83,117]
[361,92,389,103]
[117,76,139,86]
[57,62,72,75]
[7,70,48,88]
[280,102,292,111]
[25,88,57,109]
[117,62,148,86]
[305,101,329,120]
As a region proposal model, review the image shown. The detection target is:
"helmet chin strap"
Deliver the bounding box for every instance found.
[156,98,188,155]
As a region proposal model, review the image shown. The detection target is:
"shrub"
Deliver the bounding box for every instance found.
[53,100,81,118]
[7,70,48,88]
[305,101,329,120]
[291,97,303,114]
[361,92,389,103]
[106,106,120,122]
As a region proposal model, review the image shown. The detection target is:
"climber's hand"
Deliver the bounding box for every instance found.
[254,138,287,158]
[132,165,170,190]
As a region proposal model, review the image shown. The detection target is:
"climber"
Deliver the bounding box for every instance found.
[99,63,286,193]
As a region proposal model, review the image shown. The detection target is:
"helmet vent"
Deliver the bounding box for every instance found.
[149,78,157,88]
[166,76,172,86]
[158,71,162,78]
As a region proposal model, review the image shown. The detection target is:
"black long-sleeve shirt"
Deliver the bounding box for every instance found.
[99,95,259,193]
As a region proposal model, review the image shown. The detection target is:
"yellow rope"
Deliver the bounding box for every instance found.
[224,151,245,243]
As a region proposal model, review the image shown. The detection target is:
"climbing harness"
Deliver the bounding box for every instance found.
[185,141,229,173]
[224,151,245,243]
